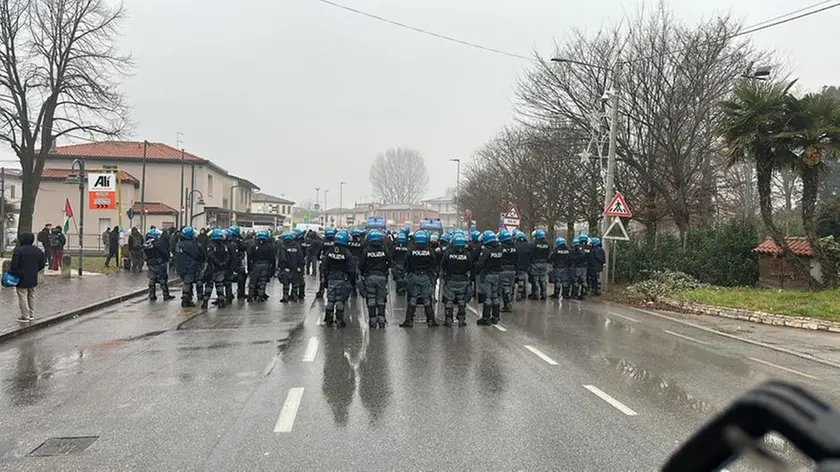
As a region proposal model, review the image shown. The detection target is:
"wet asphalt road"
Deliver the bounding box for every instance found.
[0,276,834,471]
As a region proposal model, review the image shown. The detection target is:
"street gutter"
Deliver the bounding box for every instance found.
[0,279,181,344]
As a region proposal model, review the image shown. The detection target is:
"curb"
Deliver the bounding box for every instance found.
[0,279,182,344]
[658,296,840,333]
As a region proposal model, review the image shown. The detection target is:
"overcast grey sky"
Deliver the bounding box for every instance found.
[68,0,840,205]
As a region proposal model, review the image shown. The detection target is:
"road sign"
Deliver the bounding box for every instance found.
[502,205,521,232]
[126,208,135,220]
[603,192,632,218]
[88,172,116,210]
[603,217,630,241]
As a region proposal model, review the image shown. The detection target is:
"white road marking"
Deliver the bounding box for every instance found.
[494,325,508,332]
[664,330,709,346]
[302,337,319,362]
[748,357,820,381]
[608,312,639,323]
[524,345,559,365]
[623,305,840,369]
[274,387,305,433]
[467,305,479,316]
[583,385,638,416]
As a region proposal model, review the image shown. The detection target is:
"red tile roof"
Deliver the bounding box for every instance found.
[41,168,140,184]
[51,141,203,162]
[753,237,814,257]
[130,202,178,215]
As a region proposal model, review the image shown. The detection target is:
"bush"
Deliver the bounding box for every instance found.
[625,270,707,302]
[615,219,759,287]
[817,198,840,239]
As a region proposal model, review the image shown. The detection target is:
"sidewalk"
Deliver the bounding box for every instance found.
[0,271,150,332]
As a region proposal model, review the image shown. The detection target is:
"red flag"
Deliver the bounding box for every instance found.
[63,198,73,233]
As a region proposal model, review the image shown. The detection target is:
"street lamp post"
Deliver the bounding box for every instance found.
[339,181,346,227]
[140,140,148,233]
[66,159,86,276]
[552,57,621,290]
[324,189,329,226]
[449,159,460,229]
[229,184,242,226]
[187,189,205,226]
[315,187,320,224]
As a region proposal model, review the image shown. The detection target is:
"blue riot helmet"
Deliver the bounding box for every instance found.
[555,237,566,247]
[482,230,497,244]
[441,232,452,244]
[256,230,270,241]
[451,233,467,248]
[591,237,601,247]
[535,229,546,240]
[470,230,481,242]
[571,237,581,246]
[210,228,224,240]
[228,226,241,238]
[294,228,303,239]
[325,227,336,239]
[430,233,439,243]
[146,229,159,239]
[414,230,430,245]
[181,227,195,240]
[452,228,465,235]
[576,235,588,245]
[401,226,410,235]
[498,229,512,242]
[579,232,589,239]
[396,232,407,244]
[367,230,384,243]
[220,229,229,240]
[351,229,362,238]
[335,230,349,246]
[514,230,527,242]
[282,232,293,240]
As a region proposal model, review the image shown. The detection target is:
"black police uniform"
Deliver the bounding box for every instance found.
[390,241,409,294]
[499,240,518,312]
[440,245,472,327]
[400,242,437,328]
[247,239,275,302]
[203,239,231,308]
[530,238,551,299]
[277,238,303,302]
[323,244,355,327]
[476,242,503,324]
[359,240,391,328]
[175,236,206,307]
[548,244,572,299]
[144,236,174,301]
[226,236,248,301]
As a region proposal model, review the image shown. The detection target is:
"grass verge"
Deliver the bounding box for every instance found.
[673,287,840,322]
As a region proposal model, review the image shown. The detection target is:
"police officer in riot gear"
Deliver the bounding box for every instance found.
[225,226,248,302]
[316,228,336,299]
[175,227,205,307]
[476,230,503,325]
[498,229,517,313]
[468,230,483,298]
[293,229,307,300]
[203,229,231,309]
[247,230,275,302]
[347,229,364,296]
[513,230,532,301]
[548,237,572,299]
[570,235,588,300]
[324,230,355,328]
[390,231,409,295]
[277,232,303,303]
[529,229,551,300]
[144,228,175,301]
[441,233,472,327]
[359,230,391,328]
[400,230,438,328]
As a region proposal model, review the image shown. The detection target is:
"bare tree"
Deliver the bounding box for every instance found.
[0,0,132,234]
[369,147,429,204]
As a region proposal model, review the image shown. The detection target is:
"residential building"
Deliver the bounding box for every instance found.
[423,195,459,229]
[1,168,23,247]
[376,204,440,230]
[250,192,296,228]
[32,141,261,247]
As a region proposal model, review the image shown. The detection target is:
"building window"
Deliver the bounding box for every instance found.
[207,174,214,196]
[222,197,229,209]
[161,221,175,229]
[9,184,15,199]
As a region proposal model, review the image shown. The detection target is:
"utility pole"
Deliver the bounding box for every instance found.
[0,167,5,255]
[315,187,320,224]
[339,181,346,227]
[140,140,148,232]
[324,189,329,226]
[600,63,621,291]
[450,159,461,229]
[179,148,185,228]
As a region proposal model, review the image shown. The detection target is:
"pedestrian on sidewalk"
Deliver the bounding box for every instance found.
[8,232,46,323]
[37,223,52,267]
[105,227,120,268]
[102,227,111,256]
[128,227,143,272]
[47,227,66,271]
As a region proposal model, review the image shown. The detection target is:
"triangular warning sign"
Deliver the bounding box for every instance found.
[504,205,520,220]
[603,192,632,218]
[603,217,630,241]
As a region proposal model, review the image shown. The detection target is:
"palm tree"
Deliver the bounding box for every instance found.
[718,80,797,250]
[778,93,840,240]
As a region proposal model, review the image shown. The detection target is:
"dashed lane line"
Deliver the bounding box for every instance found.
[748,356,820,381]
[274,387,305,433]
[466,305,508,331]
[583,385,638,416]
[524,345,559,366]
[664,330,710,346]
[608,312,639,323]
[302,337,319,362]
